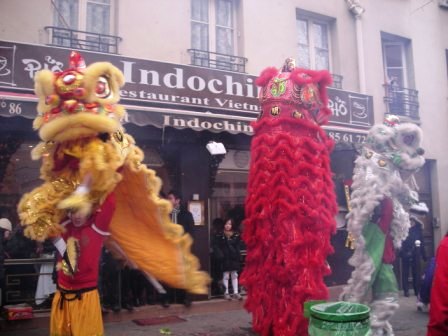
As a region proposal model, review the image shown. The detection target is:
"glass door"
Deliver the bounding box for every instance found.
[208,169,248,298]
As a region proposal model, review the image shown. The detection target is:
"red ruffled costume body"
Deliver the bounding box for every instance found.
[241,66,338,336]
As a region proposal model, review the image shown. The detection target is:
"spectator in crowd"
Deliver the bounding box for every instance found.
[166,190,195,307]
[100,247,121,313]
[211,218,225,296]
[417,256,435,313]
[213,218,243,300]
[34,240,57,308]
[400,202,428,297]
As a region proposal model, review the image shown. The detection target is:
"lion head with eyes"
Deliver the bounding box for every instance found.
[33,51,126,143]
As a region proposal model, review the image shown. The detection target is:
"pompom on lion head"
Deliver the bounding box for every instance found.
[363,115,425,174]
[33,51,126,142]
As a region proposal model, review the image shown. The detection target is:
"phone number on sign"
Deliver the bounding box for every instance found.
[327,131,367,144]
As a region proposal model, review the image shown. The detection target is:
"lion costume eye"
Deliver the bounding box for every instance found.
[402,133,416,147]
[95,76,112,99]
[62,73,77,85]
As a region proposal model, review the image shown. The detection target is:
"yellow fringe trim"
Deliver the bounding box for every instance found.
[18,137,124,241]
[19,133,210,293]
[118,134,210,294]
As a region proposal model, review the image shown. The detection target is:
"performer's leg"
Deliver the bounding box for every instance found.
[70,289,104,336]
[371,263,399,335]
[50,290,71,336]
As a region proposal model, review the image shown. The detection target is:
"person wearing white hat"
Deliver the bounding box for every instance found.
[399,202,428,297]
[0,218,12,233]
[0,216,12,306]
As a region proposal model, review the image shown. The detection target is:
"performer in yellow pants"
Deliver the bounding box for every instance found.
[50,288,103,336]
[49,193,116,336]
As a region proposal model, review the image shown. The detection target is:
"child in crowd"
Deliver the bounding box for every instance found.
[213,218,243,300]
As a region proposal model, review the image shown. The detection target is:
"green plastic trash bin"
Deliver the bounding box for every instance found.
[308,301,371,336]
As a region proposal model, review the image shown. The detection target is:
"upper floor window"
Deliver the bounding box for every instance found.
[297,18,330,70]
[47,0,120,54]
[190,0,247,72]
[296,10,341,88]
[383,42,408,88]
[381,32,419,120]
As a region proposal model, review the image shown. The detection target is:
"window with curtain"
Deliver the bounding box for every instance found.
[215,0,234,56]
[86,0,111,35]
[191,0,210,66]
[191,0,240,71]
[381,33,418,119]
[52,0,115,53]
[53,0,79,30]
[383,43,407,88]
[296,17,330,70]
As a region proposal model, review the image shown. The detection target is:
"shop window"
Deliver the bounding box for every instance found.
[189,0,247,72]
[382,33,419,120]
[46,0,121,54]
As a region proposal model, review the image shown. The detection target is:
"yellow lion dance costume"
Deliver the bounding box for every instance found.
[18,51,209,294]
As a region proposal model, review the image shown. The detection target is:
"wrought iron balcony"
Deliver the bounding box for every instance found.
[188,49,248,73]
[45,26,122,54]
[330,74,343,89]
[383,84,419,120]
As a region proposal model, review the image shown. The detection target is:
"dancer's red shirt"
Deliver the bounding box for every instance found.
[57,192,116,290]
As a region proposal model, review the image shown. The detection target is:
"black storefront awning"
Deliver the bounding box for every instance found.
[0,92,255,135]
[0,40,374,141]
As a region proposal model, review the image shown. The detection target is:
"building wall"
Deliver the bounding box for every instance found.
[0,0,447,246]
[0,0,51,45]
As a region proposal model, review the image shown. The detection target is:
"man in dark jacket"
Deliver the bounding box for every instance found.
[166,190,195,306]
[167,190,194,235]
[400,202,428,297]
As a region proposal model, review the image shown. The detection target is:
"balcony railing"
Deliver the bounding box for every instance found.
[330,74,343,89]
[45,26,122,54]
[383,84,419,120]
[188,49,248,73]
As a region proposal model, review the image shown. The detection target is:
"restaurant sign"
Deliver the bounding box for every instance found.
[0,40,373,129]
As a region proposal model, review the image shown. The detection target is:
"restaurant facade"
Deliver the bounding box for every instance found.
[0,0,446,306]
[0,40,376,301]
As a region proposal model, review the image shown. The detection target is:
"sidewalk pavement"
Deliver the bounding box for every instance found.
[0,294,428,335]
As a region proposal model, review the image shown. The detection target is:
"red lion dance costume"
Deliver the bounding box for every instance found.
[241,59,338,336]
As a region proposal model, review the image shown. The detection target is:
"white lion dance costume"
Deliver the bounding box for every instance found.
[341,115,425,335]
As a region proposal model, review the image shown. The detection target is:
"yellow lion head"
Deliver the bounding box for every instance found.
[33,51,126,142]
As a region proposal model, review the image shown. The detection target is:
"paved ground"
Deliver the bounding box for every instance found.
[0,295,428,335]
